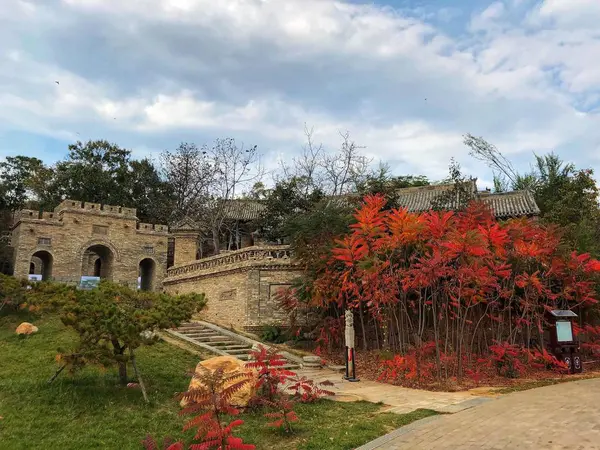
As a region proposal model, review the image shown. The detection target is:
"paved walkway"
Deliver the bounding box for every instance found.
[358,377,600,449]
[296,367,491,414]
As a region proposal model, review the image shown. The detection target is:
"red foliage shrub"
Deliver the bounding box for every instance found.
[246,345,334,432]
[579,325,600,356]
[306,193,600,386]
[378,342,437,385]
[144,365,255,450]
[246,346,296,405]
[288,376,335,403]
[264,397,299,433]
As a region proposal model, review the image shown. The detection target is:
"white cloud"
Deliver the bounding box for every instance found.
[537,0,600,27]
[0,0,599,184]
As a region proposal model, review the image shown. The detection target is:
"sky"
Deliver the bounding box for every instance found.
[1,0,600,188]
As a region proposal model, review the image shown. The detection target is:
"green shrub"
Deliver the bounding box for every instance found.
[55,281,205,385]
[0,273,28,313]
[261,325,287,344]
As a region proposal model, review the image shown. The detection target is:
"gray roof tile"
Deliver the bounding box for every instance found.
[209,182,540,225]
[396,183,540,218]
[222,199,266,221]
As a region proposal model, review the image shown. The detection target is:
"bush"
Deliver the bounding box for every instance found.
[0,274,28,313]
[260,325,287,344]
[145,345,333,446]
[53,281,205,386]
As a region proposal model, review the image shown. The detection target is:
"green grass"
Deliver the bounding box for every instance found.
[0,313,435,449]
[238,403,435,450]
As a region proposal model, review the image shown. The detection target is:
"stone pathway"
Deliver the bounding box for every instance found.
[297,367,490,414]
[358,377,600,449]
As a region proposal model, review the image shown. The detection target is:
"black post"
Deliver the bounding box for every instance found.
[345,346,349,379]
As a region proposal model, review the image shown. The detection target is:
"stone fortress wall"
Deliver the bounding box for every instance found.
[11,199,169,290]
[163,245,302,331]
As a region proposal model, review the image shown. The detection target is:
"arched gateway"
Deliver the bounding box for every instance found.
[10,200,168,290]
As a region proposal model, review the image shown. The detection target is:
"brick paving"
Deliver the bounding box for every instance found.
[358,377,600,450]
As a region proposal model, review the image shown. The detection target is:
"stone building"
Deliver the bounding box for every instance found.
[11,199,169,290]
[164,240,300,331]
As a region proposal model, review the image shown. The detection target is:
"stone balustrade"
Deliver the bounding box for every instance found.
[166,245,295,279]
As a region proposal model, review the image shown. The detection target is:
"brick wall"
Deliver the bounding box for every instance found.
[172,232,199,266]
[163,246,303,330]
[11,200,169,290]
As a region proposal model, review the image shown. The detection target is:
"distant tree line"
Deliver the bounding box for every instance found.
[1,128,599,274]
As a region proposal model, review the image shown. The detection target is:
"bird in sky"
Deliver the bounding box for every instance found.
[55,81,59,85]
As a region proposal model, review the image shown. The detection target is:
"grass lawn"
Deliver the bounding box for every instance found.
[0,313,435,449]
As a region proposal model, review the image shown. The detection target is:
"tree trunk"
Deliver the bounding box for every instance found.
[212,227,220,255]
[130,349,149,403]
[112,339,128,386]
[359,302,368,351]
[118,361,128,386]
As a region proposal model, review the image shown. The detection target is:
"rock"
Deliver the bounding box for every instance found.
[181,356,258,408]
[15,322,38,335]
[303,355,321,363]
[302,355,323,368]
[140,330,157,340]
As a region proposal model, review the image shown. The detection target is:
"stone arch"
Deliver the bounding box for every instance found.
[138,257,156,291]
[30,250,53,280]
[79,239,119,281]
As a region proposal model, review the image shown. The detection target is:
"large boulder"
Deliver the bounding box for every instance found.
[15,322,38,335]
[181,356,258,408]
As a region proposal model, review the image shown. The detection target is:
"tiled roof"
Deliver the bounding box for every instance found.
[396,182,540,218]
[397,181,477,212]
[171,217,200,232]
[195,182,540,225]
[478,190,540,219]
[222,199,266,221]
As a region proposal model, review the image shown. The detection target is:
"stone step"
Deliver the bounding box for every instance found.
[183,335,222,341]
[220,345,253,350]
[176,326,210,332]
[245,360,300,370]
[206,335,234,342]
[190,338,236,345]
[169,322,304,370]
[180,332,220,338]
[177,328,215,333]
[211,341,244,347]
[224,349,252,355]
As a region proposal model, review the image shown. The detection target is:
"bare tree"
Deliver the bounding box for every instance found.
[160,143,214,222]
[200,138,263,255]
[463,134,537,192]
[279,124,324,195]
[279,125,372,197]
[321,131,370,196]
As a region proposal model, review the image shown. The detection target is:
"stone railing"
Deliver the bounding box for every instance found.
[166,245,294,278]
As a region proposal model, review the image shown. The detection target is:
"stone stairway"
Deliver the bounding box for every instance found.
[166,321,302,370]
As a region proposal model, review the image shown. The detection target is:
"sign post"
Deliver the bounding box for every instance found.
[546,309,582,374]
[344,309,359,382]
